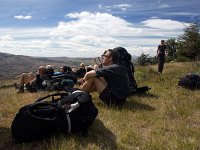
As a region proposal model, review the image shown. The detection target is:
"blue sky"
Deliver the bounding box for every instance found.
[0,0,199,57]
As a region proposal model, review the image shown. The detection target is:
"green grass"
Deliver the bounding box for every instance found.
[0,62,200,150]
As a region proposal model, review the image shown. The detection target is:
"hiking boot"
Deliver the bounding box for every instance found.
[14,83,19,89]
[16,86,25,93]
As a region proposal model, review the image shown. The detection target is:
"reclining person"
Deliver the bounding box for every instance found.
[50,66,77,84]
[79,49,130,106]
[46,65,55,77]
[54,66,73,76]
[16,66,48,93]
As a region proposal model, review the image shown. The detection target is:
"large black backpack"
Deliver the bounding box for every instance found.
[178,74,200,89]
[11,90,98,143]
[113,47,151,95]
[113,47,137,92]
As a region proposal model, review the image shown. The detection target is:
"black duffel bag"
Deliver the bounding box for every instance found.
[11,90,98,143]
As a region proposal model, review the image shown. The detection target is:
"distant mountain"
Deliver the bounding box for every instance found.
[0,52,93,80]
[0,52,138,80]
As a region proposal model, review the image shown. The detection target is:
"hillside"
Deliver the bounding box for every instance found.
[0,52,94,80]
[0,62,199,150]
[0,52,138,80]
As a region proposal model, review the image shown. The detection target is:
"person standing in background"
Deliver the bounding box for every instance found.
[156,40,167,73]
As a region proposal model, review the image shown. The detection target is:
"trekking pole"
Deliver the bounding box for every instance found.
[94,57,103,68]
[98,56,103,68]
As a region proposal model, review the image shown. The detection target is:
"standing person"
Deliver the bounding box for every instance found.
[157,40,167,73]
[79,49,130,106]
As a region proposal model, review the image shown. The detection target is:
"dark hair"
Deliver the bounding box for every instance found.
[62,66,72,73]
[107,49,120,64]
[47,68,54,76]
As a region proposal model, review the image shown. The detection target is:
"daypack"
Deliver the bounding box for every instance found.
[113,47,150,94]
[11,90,98,143]
[30,73,78,92]
[178,74,200,89]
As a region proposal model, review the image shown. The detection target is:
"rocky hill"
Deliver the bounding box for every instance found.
[0,52,94,80]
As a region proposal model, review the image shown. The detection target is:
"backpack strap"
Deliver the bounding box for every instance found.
[28,102,58,121]
[72,90,91,103]
[66,113,71,134]
[57,90,90,108]
[58,90,91,134]
[64,101,81,134]
[35,93,69,103]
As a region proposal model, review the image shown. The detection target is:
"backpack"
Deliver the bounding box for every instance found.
[32,73,78,92]
[11,90,98,143]
[113,47,137,92]
[42,78,75,91]
[113,47,150,95]
[178,74,200,89]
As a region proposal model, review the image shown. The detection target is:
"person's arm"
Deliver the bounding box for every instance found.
[156,46,159,57]
[83,70,96,81]
[164,45,167,55]
[156,45,160,57]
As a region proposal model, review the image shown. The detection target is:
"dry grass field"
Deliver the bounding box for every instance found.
[0,62,200,150]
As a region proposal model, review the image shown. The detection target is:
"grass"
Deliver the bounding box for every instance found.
[0,62,200,150]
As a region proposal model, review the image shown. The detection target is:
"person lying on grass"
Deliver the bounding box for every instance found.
[15,65,49,93]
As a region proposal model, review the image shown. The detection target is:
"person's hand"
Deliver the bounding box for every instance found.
[78,78,85,85]
[156,53,158,58]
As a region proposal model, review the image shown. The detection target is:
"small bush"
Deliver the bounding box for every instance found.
[177,55,192,62]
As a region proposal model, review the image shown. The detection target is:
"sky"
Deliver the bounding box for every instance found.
[0,0,200,58]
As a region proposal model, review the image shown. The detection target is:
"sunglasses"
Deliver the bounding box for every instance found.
[101,54,110,58]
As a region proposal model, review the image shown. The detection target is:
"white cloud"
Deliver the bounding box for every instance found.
[14,15,32,20]
[62,11,141,37]
[0,34,13,41]
[141,18,189,30]
[168,12,199,16]
[99,3,131,11]
[113,4,131,11]
[159,4,170,9]
[0,12,187,57]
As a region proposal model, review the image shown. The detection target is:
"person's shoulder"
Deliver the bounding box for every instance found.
[112,63,122,67]
[104,64,123,70]
[104,64,118,68]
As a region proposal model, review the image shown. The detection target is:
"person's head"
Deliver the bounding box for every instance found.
[80,63,85,68]
[161,40,165,44]
[60,66,72,73]
[38,66,47,75]
[101,49,120,66]
[46,65,54,76]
